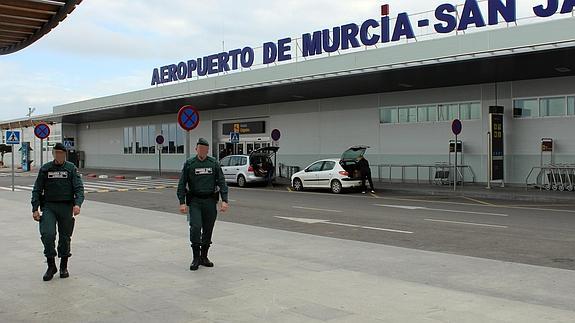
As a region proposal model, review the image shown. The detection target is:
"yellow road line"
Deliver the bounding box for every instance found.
[463,196,495,206]
[287,187,293,192]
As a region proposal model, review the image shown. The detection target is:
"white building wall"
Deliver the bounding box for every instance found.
[70,76,575,185]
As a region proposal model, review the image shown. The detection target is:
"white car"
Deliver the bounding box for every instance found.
[291,146,370,194]
[220,147,279,187]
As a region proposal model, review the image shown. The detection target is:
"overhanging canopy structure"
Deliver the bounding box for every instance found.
[0,0,82,55]
[47,17,575,125]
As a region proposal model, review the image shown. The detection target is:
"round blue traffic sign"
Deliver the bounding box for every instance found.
[271,129,281,141]
[156,134,165,145]
[177,105,200,131]
[34,123,50,140]
[452,119,462,136]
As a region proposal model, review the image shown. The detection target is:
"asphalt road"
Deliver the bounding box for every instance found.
[3,174,575,270]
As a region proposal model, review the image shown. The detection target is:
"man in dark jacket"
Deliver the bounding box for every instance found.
[177,138,229,271]
[31,143,84,281]
[357,156,375,194]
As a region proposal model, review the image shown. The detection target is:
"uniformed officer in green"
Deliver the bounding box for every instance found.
[31,143,84,281]
[177,138,229,271]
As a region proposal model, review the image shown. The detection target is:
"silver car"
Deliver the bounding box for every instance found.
[219,147,279,187]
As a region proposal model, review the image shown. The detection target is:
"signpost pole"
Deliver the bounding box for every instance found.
[155,134,165,176]
[11,143,15,192]
[40,139,43,167]
[487,131,492,189]
[451,120,462,192]
[159,145,162,176]
[454,134,458,191]
[186,131,191,160]
[177,105,199,160]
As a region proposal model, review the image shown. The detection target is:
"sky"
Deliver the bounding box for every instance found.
[0,0,567,121]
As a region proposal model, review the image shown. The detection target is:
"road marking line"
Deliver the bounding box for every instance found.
[374,204,508,217]
[430,208,508,217]
[229,187,575,214]
[286,187,293,192]
[463,196,495,206]
[328,222,413,234]
[15,185,33,191]
[96,190,110,193]
[276,216,329,224]
[117,189,129,192]
[83,183,131,189]
[424,218,508,228]
[0,186,22,191]
[292,206,342,213]
[275,216,413,234]
[374,204,421,210]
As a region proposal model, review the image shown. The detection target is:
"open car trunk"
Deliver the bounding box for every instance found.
[250,147,279,178]
[339,145,369,179]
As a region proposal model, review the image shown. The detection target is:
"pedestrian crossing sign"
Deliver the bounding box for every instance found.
[5,130,20,145]
[230,132,240,143]
[64,139,74,149]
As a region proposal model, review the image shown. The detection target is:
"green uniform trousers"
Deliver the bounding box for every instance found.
[188,197,217,248]
[39,202,75,258]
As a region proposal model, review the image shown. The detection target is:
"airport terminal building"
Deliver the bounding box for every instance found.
[2,2,575,185]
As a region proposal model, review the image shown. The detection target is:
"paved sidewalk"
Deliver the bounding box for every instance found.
[2,191,574,322]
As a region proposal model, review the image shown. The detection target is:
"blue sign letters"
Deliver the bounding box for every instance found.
[151,0,572,86]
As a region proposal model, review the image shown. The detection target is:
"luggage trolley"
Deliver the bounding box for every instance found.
[565,165,575,192]
[557,164,571,192]
[545,165,560,191]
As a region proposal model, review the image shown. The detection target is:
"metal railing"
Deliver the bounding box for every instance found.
[278,163,301,179]
[525,164,575,192]
[377,163,476,186]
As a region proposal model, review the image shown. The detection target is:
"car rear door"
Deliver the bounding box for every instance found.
[316,161,336,187]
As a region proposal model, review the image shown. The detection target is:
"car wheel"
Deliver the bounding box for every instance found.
[237,175,246,187]
[330,180,342,194]
[292,178,303,191]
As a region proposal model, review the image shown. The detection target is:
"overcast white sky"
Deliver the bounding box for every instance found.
[0,0,566,120]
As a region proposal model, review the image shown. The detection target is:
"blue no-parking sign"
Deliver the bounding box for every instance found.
[34,123,51,140]
[177,105,200,131]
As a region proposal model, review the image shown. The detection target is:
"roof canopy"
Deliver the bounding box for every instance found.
[0,0,82,55]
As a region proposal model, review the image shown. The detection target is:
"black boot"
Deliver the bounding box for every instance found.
[190,246,201,271]
[200,245,214,267]
[60,257,69,278]
[43,257,58,281]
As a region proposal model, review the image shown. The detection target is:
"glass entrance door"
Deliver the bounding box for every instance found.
[245,141,271,154]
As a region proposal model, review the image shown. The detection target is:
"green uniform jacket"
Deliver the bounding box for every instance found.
[31,161,85,212]
[177,156,228,205]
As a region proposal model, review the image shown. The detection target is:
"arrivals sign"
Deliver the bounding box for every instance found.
[151,0,575,86]
[222,121,266,135]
